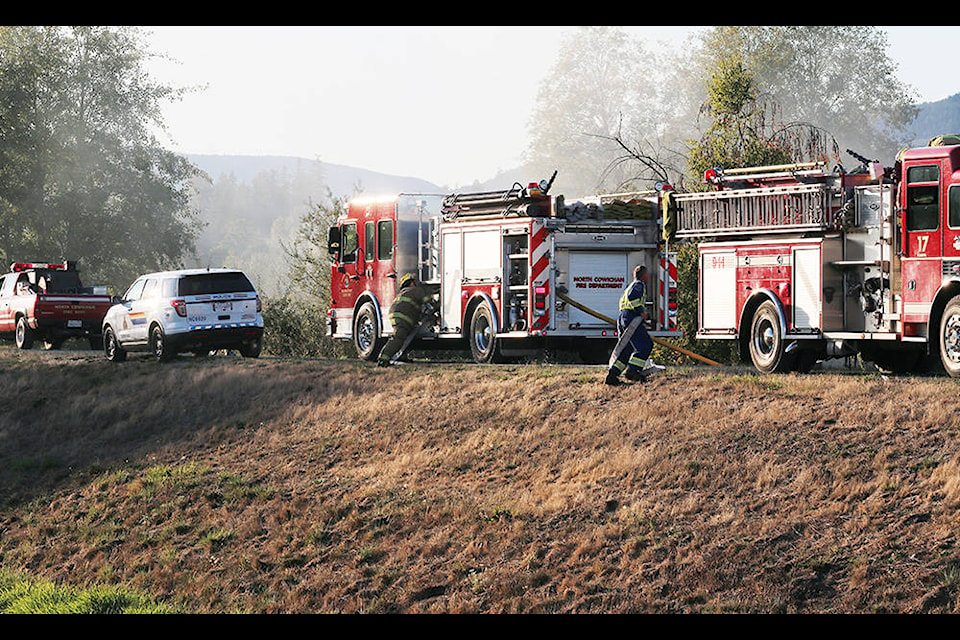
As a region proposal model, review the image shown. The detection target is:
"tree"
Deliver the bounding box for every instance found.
[0,26,202,290]
[260,189,353,358]
[692,26,919,166]
[525,27,676,196]
[685,56,839,189]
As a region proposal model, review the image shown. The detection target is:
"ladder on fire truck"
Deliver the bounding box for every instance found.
[673,161,845,238]
[417,178,556,283]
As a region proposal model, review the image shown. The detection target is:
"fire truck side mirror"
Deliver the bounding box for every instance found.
[327,226,341,256]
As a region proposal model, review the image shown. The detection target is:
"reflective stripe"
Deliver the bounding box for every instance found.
[619,280,646,312]
[389,285,431,328]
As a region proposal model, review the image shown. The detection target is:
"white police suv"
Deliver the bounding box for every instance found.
[102,268,264,362]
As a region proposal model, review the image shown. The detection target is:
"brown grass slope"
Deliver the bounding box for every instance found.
[1,346,960,613]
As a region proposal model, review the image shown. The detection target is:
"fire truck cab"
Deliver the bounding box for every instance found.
[327,178,679,364]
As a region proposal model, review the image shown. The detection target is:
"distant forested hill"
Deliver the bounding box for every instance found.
[910,93,960,145]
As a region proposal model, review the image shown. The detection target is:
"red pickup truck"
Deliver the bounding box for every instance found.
[0,262,112,350]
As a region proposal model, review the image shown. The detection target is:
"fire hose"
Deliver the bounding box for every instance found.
[556,292,722,367]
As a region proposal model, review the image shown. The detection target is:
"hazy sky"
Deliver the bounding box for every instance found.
[143,25,959,189]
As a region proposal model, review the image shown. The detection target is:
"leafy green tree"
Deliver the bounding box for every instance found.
[684,56,831,189]
[261,190,353,358]
[691,26,918,166]
[0,26,202,290]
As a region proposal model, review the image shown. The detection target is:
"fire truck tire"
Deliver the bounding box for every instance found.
[103,326,126,362]
[469,302,503,364]
[354,302,383,361]
[15,316,34,349]
[748,301,790,374]
[939,295,960,377]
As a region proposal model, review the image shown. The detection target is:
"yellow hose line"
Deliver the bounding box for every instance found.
[556,292,723,367]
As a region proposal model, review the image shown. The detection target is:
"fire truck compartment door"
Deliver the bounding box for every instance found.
[792,246,821,329]
[440,229,463,331]
[567,252,627,326]
[700,249,736,331]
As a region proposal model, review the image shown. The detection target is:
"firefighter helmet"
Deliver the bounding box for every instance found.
[399,274,416,289]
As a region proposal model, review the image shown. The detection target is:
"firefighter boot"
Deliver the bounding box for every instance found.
[624,367,644,382]
[604,371,623,386]
[639,359,666,377]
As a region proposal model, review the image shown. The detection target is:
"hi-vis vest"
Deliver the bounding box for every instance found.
[619,279,646,313]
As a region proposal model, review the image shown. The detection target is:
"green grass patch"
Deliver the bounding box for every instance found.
[0,569,177,613]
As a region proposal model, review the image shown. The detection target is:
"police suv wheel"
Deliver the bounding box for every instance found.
[239,338,261,358]
[150,325,174,362]
[104,327,126,362]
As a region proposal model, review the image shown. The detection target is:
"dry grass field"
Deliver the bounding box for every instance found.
[1,344,960,613]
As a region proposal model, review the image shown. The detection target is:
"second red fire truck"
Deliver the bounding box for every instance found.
[674,141,960,377]
[326,176,679,364]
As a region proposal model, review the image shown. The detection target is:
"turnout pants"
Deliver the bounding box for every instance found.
[378,318,415,364]
[608,314,653,378]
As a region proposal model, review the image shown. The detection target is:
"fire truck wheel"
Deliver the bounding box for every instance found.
[469,302,503,364]
[354,302,383,361]
[748,301,790,374]
[939,295,960,377]
[15,316,34,349]
[103,326,126,362]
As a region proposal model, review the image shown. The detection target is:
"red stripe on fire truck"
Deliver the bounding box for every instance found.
[530,220,550,330]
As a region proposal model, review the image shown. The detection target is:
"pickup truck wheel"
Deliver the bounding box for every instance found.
[150,325,174,362]
[104,327,126,362]
[469,302,504,364]
[15,316,34,349]
[748,301,790,373]
[939,295,960,377]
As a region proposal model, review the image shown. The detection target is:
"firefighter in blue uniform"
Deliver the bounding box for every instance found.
[605,265,665,385]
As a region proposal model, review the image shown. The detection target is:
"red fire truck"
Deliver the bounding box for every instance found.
[673,141,960,377]
[326,177,679,363]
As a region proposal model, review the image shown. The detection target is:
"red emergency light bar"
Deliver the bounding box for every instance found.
[10,262,69,272]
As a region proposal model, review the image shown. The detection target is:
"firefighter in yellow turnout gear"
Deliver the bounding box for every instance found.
[377,274,434,366]
[605,265,665,385]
